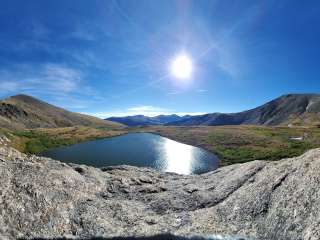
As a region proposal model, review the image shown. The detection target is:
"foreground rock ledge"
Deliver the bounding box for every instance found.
[0,146,320,240]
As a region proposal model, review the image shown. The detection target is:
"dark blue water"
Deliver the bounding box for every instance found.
[40,133,219,174]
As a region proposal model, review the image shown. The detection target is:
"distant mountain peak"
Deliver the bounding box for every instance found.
[167,93,320,127]
[106,114,191,126]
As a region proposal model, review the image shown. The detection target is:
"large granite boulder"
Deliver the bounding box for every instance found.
[0,146,319,240]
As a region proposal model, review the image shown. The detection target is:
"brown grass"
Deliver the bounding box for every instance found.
[133,125,320,166]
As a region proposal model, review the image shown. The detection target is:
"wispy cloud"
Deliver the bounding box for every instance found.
[168,89,208,96]
[89,105,172,118]
[1,81,20,92]
[168,90,183,95]
[0,63,99,109]
[0,64,88,96]
[127,105,168,113]
[36,64,81,92]
[85,105,206,118]
[197,89,208,93]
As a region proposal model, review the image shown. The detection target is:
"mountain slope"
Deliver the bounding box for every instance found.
[168,94,320,126]
[106,114,189,126]
[0,94,123,130]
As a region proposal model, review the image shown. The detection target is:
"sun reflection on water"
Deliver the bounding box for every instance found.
[163,138,194,175]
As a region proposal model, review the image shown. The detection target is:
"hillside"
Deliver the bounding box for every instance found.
[0,94,123,130]
[107,114,189,126]
[168,94,320,126]
[1,144,320,240]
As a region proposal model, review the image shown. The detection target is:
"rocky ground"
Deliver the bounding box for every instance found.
[0,143,320,240]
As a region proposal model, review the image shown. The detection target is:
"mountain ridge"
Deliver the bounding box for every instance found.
[0,94,123,130]
[106,94,320,127]
[3,93,320,129]
[167,93,320,126]
[106,114,190,126]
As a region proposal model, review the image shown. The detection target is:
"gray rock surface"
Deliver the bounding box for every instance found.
[0,145,320,240]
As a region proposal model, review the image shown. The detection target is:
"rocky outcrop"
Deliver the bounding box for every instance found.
[0,146,320,240]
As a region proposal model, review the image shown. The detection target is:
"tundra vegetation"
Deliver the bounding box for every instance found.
[134,125,320,166]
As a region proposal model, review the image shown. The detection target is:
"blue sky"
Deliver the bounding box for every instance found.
[0,0,320,117]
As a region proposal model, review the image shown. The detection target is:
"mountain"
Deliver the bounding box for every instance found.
[0,94,123,130]
[168,94,320,126]
[106,114,190,126]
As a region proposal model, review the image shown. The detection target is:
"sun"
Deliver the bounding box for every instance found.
[170,54,193,79]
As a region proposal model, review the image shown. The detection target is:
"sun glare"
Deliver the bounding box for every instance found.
[163,138,193,174]
[170,54,193,79]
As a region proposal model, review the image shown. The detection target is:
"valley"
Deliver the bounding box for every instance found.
[135,125,320,166]
[8,126,127,153]
[1,94,320,168]
[4,121,319,168]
